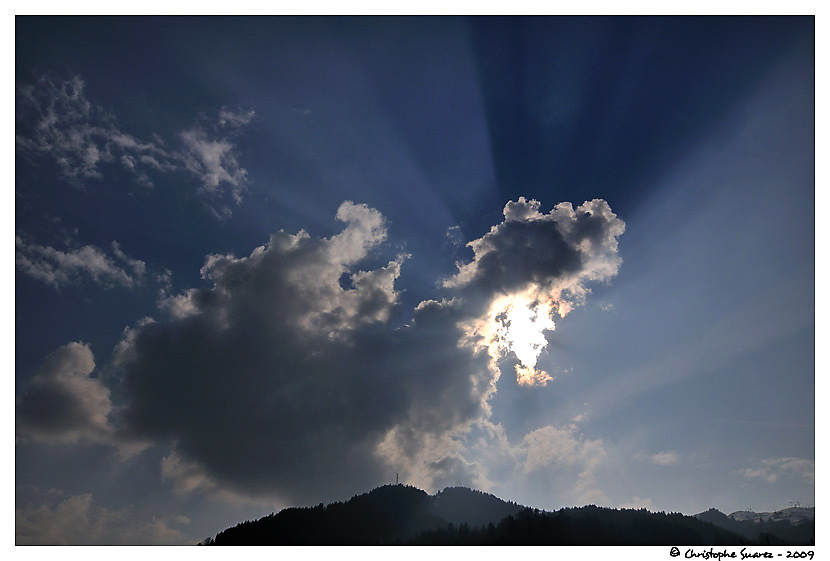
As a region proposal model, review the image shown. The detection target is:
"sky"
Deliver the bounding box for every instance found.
[13,16,815,545]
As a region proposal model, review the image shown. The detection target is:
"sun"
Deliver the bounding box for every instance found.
[482,290,558,386]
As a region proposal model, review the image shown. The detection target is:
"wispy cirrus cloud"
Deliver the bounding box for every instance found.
[16,73,253,218]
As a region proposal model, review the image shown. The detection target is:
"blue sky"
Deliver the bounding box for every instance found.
[14,16,814,544]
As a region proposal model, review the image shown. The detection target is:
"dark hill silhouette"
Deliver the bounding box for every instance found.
[432,486,522,527]
[411,505,752,546]
[202,484,804,545]
[208,485,447,545]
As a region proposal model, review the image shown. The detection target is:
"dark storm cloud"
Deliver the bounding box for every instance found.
[111,202,493,503]
[446,197,625,311]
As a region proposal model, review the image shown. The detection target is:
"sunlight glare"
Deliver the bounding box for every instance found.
[486,291,557,386]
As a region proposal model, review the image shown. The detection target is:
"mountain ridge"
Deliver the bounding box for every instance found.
[202,484,813,545]
[727,506,814,524]
[694,506,814,545]
[204,484,524,545]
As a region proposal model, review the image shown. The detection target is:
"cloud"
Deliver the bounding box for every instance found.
[16,74,173,186]
[15,492,191,545]
[16,73,252,217]
[16,342,113,445]
[218,107,255,128]
[112,200,509,504]
[519,425,602,474]
[113,198,620,503]
[16,341,147,457]
[738,457,814,484]
[618,496,655,511]
[516,424,608,505]
[375,418,610,507]
[649,451,680,466]
[444,224,464,249]
[16,493,117,545]
[448,196,625,386]
[179,128,248,213]
[114,201,459,504]
[376,416,495,494]
[15,236,146,289]
[22,198,622,511]
[161,448,219,495]
[445,196,625,306]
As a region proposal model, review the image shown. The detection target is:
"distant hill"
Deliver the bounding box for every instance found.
[202,484,803,545]
[695,507,814,545]
[728,506,814,525]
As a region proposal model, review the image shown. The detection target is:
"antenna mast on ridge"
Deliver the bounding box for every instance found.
[396,473,399,485]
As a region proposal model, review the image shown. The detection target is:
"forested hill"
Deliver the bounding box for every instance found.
[204,485,522,545]
[201,484,808,545]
